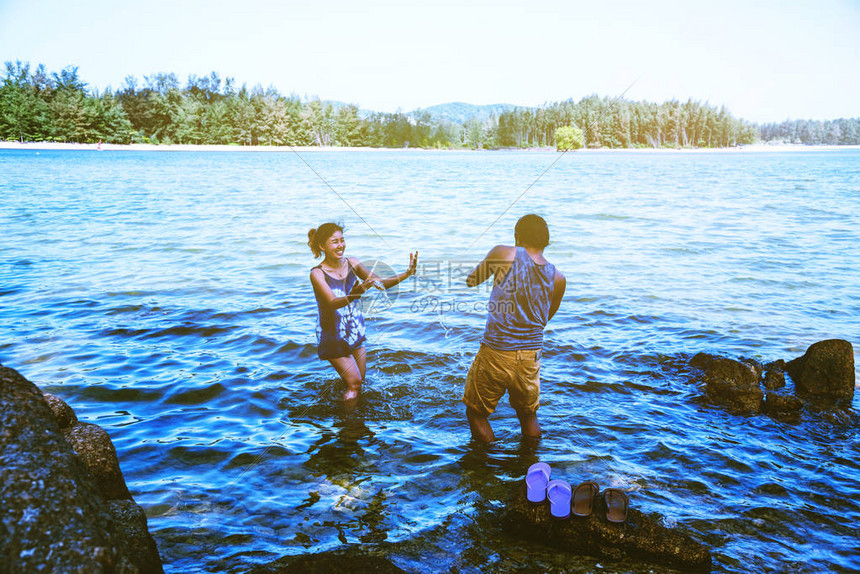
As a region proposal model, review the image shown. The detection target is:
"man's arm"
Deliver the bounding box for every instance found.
[547,270,566,321]
[466,245,514,287]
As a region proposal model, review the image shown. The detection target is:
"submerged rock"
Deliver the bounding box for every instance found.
[690,353,763,414]
[246,545,407,573]
[503,484,711,571]
[763,369,786,390]
[786,340,855,401]
[0,364,163,573]
[762,393,803,421]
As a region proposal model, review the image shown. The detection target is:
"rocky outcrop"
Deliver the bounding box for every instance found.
[64,422,133,501]
[763,360,786,390]
[786,339,855,401]
[762,393,803,421]
[503,484,711,571]
[689,339,856,420]
[690,353,763,414]
[246,546,407,573]
[0,364,163,573]
[43,392,78,428]
[107,500,163,574]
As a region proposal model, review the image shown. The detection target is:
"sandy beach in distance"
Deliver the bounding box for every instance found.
[2,141,859,153]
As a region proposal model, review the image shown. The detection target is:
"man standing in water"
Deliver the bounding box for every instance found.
[463,214,566,442]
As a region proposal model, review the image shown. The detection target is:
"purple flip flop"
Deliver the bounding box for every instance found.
[547,479,572,519]
[525,462,551,503]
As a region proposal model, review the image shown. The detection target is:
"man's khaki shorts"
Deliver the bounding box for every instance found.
[463,344,541,417]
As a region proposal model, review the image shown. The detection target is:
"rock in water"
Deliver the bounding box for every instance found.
[0,364,163,573]
[43,392,78,428]
[246,546,408,573]
[107,500,164,574]
[503,484,711,571]
[64,422,133,501]
[786,340,855,401]
[762,360,787,391]
[690,353,763,414]
[763,369,786,390]
[762,393,803,421]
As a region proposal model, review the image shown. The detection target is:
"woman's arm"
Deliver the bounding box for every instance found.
[310,268,373,310]
[353,253,418,290]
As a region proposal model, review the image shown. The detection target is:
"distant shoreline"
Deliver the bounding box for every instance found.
[2,141,859,153]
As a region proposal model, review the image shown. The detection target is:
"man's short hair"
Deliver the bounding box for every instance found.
[515,214,549,249]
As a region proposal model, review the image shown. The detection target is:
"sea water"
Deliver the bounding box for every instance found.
[1,148,858,572]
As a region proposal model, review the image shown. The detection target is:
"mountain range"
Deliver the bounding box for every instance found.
[409,102,530,123]
[320,100,531,123]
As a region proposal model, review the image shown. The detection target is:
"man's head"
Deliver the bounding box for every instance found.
[514,214,549,249]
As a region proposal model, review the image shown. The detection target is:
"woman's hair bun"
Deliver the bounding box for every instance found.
[307,223,343,259]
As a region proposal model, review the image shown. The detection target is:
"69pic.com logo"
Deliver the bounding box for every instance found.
[355,259,399,316]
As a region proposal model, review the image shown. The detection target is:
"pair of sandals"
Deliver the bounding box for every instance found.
[526,462,629,523]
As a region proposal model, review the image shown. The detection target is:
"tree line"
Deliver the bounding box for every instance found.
[759,118,860,145]
[1,61,856,149]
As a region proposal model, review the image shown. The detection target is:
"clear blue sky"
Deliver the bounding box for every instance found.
[1,0,858,122]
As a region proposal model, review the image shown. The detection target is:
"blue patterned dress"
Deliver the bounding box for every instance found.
[314,261,367,359]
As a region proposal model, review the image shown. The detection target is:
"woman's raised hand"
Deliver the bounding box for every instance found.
[407,251,419,277]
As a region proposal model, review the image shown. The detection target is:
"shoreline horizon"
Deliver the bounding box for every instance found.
[2,141,859,153]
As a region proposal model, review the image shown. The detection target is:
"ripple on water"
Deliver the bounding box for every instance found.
[1,149,859,573]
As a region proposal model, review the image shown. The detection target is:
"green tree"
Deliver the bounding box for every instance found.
[555,125,583,151]
[0,61,52,141]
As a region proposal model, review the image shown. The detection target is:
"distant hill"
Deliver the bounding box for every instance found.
[410,102,531,124]
[319,100,375,119]
[313,100,534,123]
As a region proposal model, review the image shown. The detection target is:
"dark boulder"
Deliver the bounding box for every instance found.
[246,546,408,573]
[766,359,786,371]
[503,484,711,571]
[108,500,164,574]
[740,358,764,381]
[43,392,77,429]
[64,422,132,501]
[786,340,855,401]
[0,364,163,573]
[762,393,803,421]
[690,353,763,414]
[763,369,786,390]
[689,352,719,371]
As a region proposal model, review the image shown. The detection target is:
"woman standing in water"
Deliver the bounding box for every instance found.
[309,223,417,400]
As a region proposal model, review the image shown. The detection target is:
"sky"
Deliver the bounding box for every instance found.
[0,0,858,122]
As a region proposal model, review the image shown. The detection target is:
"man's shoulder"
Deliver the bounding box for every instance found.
[543,258,563,277]
[489,244,517,259]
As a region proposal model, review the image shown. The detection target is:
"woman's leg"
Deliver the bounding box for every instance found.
[328,354,363,400]
[351,346,366,381]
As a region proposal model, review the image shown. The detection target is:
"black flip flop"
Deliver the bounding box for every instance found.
[603,488,629,524]
[571,481,600,517]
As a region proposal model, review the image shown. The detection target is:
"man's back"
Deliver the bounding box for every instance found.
[462,214,566,442]
[483,245,557,351]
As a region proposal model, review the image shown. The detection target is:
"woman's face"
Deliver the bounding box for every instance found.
[321,230,346,260]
